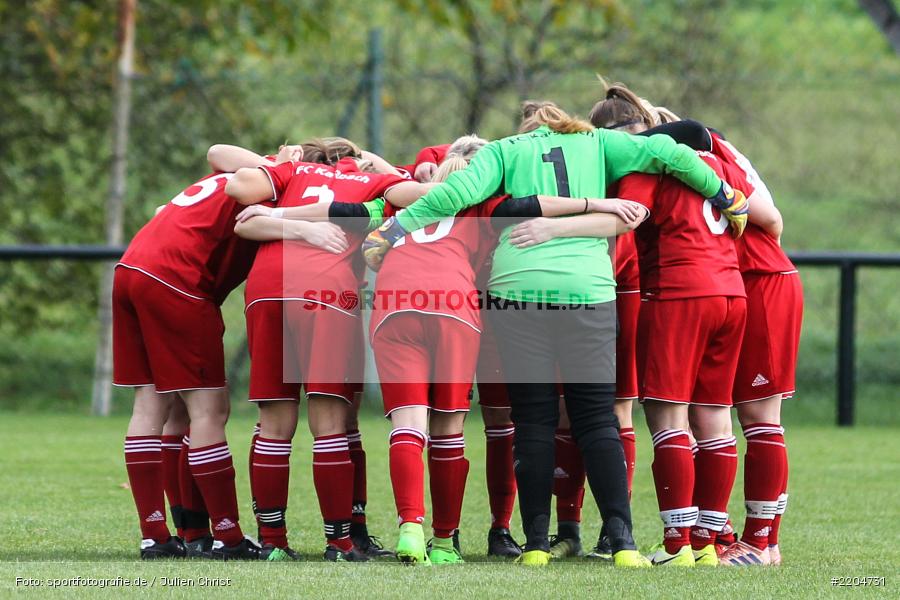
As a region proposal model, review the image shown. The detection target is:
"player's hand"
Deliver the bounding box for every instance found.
[275,144,304,165]
[299,222,349,254]
[413,162,438,182]
[707,181,749,238]
[589,198,646,224]
[362,216,407,271]
[235,204,273,223]
[508,217,561,248]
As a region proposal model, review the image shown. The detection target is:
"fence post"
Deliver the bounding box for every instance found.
[367,28,384,156]
[836,262,857,426]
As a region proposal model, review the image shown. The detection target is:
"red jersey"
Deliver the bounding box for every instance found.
[245,158,405,311]
[371,196,506,335]
[710,133,796,275]
[618,152,745,300]
[614,232,640,292]
[397,144,452,177]
[119,171,259,304]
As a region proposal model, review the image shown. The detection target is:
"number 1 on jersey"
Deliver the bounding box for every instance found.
[542,147,570,197]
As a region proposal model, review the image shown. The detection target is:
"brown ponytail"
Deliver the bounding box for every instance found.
[518,100,593,134]
[299,137,362,166]
[589,77,658,131]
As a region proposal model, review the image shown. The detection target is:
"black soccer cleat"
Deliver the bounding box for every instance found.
[350,523,395,558]
[323,543,370,562]
[585,534,613,561]
[487,527,522,558]
[549,521,583,558]
[260,543,302,561]
[184,534,214,558]
[140,536,186,560]
[210,537,261,561]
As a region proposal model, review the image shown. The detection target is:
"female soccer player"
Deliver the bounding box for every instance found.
[592,83,801,565]
[225,138,435,562]
[362,100,746,567]
[114,143,325,560]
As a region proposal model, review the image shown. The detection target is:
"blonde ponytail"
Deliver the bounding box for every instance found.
[518,100,593,134]
[431,155,469,183]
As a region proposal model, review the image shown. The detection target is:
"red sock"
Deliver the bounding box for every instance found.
[651,429,696,554]
[160,435,184,537]
[691,436,738,550]
[252,437,292,548]
[124,436,170,543]
[348,429,368,526]
[553,429,585,523]
[313,434,354,551]
[249,423,260,525]
[620,427,636,499]
[739,424,786,550]
[189,442,243,546]
[429,434,470,538]
[769,440,789,547]
[179,433,210,542]
[485,425,516,529]
[389,428,427,526]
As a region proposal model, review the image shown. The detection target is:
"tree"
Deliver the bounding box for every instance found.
[859,0,900,54]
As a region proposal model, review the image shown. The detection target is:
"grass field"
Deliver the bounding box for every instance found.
[0,410,896,599]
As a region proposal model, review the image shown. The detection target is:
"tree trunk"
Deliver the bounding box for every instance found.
[859,0,900,54]
[91,0,136,416]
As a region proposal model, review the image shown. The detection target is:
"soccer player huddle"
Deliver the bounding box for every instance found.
[114,79,802,568]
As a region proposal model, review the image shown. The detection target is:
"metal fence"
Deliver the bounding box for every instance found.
[2,245,898,426]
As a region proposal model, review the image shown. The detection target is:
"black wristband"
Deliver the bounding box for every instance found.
[328,202,371,232]
[491,195,542,231]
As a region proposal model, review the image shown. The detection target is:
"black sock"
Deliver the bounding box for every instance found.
[513,423,556,551]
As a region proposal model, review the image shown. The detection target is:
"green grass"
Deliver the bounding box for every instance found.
[0,411,897,599]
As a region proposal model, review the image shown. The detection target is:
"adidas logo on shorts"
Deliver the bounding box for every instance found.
[214,518,236,531]
[751,373,770,387]
[145,510,165,523]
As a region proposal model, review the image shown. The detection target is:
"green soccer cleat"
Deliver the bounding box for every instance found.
[261,544,301,562]
[396,522,431,566]
[692,544,719,566]
[613,549,652,568]
[428,536,465,565]
[647,543,695,567]
[515,549,552,566]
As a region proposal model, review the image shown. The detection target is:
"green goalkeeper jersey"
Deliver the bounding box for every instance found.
[396,125,722,304]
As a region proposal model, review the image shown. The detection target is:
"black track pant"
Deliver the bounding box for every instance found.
[486,297,634,552]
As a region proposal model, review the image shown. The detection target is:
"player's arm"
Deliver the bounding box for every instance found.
[383,181,438,207]
[206,144,302,173]
[748,192,783,242]
[235,199,387,233]
[361,151,407,177]
[234,216,348,254]
[490,195,646,230]
[637,119,712,152]
[507,211,644,249]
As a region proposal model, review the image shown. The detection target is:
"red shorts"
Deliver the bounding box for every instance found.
[476,318,509,409]
[616,291,641,401]
[112,266,225,393]
[638,296,747,406]
[245,300,362,403]
[733,272,803,403]
[373,312,479,416]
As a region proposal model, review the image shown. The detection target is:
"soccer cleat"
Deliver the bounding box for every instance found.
[613,549,652,568]
[487,527,522,558]
[719,541,771,566]
[768,544,782,566]
[549,534,583,558]
[395,522,431,566]
[210,537,261,561]
[350,523,395,558]
[260,544,301,561]
[515,549,552,566]
[140,536,186,560]
[184,534,214,558]
[692,544,719,566]
[323,543,370,562]
[428,536,465,565]
[585,534,613,561]
[647,544,695,567]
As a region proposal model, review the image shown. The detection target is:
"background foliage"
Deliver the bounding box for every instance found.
[1,0,898,420]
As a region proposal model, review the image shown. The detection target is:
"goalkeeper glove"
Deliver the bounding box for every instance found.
[707,181,749,238]
[362,216,407,271]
